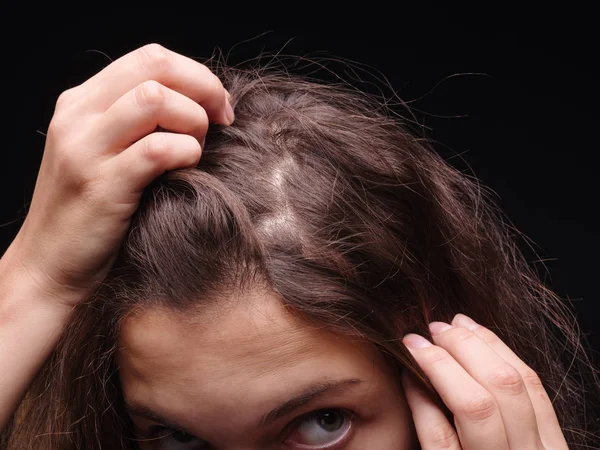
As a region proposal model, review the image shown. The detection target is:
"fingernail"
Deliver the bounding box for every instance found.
[453,313,480,331]
[225,95,235,125]
[429,321,454,336]
[403,333,432,349]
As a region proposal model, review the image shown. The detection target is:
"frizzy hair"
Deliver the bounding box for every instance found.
[2,61,599,449]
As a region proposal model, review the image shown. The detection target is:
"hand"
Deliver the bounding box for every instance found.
[401,313,569,449]
[9,44,234,307]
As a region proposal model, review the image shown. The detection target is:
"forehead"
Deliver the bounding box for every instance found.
[117,291,364,377]
[116,290,382,434]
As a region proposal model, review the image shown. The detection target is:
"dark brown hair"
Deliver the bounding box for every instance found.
[3,61,599,449]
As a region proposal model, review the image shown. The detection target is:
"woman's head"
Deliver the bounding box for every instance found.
[4,65,599,449]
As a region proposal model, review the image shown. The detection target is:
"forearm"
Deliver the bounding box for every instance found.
[0,243,75,432]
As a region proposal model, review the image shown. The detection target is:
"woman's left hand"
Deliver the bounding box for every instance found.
[401,313,570,450]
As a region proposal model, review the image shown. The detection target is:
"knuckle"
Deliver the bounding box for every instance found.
[137,43,172,73]
[183,133,202,149]
[48,113,70,136]
[521,369,552,406]
[478,328,503,345]
[429,422,459,449]
[55,87,78,108]
[458,392,497,422]
[487,366,526,395]
[184,136,203,165]
[193,105,209,132]
[50,89,81,133]
[422,345,453,364]
[203,68,224,100]
[134,80,166,110]
[450,327,477,343]
[141,133,166,162]
[521,369,545,390]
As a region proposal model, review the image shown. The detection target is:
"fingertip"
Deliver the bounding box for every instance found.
[224,88,232,103]
[224,94,235,125]
[452,313,480,331]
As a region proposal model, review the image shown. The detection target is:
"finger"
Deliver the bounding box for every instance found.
[109,132,202,195]
[403,333,509,450]
[81,44,233,125]
[97,80,209,151]
[429,322,544,450]
[452,314,570,450]
[401,370,462,450]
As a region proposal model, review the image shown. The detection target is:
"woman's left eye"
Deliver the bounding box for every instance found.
[284,408,353,449]
[146,427,208,450]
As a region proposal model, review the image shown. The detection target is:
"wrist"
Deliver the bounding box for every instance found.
[1,241,84,315]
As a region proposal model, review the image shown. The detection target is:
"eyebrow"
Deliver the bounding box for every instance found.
[125,402,194,435]
[257,378,363,427]
[125,378,364,433]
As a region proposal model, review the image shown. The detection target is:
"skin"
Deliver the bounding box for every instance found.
[117,290,418,449]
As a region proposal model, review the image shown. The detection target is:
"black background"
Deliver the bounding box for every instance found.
[2,10,598,360]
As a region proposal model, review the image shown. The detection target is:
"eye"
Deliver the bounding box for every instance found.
[146,427,209,450]
[284,408,353,449]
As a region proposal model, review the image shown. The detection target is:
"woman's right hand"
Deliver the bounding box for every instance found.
[8,43,234,308]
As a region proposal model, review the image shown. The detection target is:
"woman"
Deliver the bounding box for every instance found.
[0,44,598,449]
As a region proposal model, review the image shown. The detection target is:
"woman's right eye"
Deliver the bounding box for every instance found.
[283,408,353,449]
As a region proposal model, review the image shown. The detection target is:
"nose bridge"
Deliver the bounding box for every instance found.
[194,383,281,449]
[221,443,276,450]
[211,427,279,450]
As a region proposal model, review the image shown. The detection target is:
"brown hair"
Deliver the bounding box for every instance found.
[3,61,599,449]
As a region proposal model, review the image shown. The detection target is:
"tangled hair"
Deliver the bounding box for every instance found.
[2,60,599,449]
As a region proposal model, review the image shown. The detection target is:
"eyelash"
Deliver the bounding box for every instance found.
[282,408,355,448]
[145,426,185,440]
[143,408,356,449]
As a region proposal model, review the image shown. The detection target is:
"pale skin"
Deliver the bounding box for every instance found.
[0,44,571,449]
